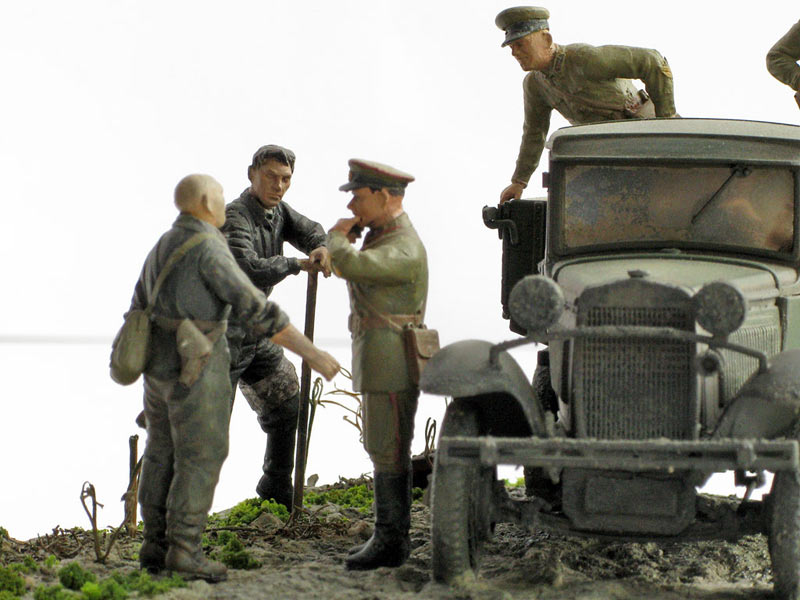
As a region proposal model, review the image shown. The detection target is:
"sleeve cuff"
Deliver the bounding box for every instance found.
[288,257,302,275]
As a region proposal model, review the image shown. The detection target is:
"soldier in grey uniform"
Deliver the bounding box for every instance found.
[130,174,339,582]
[767,19,800,109]
[221,145,330,508]
[496,6,678,203]
[328,159,428,570]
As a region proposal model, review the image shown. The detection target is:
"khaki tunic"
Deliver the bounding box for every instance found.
[327,212,428,393]
[513,43,677,185]
[767,20,800,91]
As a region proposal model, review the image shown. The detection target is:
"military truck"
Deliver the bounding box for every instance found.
[420,119,800,599]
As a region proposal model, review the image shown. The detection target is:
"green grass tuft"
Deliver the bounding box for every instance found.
[109,571,185,597]
[209,497,289,528]
[33,585,77,600]
[57,563,96,591]
[304,484,373,513]
[211,531,260,570]
[0,566,26,596]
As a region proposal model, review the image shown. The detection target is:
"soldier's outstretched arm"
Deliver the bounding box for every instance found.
[503,75,552,202]
[766,20,800,93]
[582,45,677,117]
[270,324,340,381]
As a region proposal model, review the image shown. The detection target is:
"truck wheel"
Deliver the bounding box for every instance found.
[525,365,560,503]
[431,400,494,583]
[769,468,800,600]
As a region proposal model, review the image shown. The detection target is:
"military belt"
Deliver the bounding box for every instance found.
[349,313,423,336]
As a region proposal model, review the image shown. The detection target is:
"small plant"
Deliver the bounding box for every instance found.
[109,571,185,597]
[209,497,289,528]
[33,585,76,600]
[58,562,96,591]
[0,590,24,600]
[211,531,260,570]
[304,484,374,513]
[79,579,128,600]
[0,566,26,597]
[8,555,37,575]
[504,477,526,488]
[0,527,8,539]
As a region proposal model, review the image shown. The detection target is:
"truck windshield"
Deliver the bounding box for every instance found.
[562,164,795,254]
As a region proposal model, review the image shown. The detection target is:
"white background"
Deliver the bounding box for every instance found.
[1,0,799,540]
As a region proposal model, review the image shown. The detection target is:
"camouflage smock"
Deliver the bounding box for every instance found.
[512,43,677,185]
[767,20,800,91]
[327,213,428,393]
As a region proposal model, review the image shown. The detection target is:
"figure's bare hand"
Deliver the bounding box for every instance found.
[329,217,361,243]
[308,246,331,278]
[270,324,340,381]
[308,349,340,381]
[298,258,318,273]
[500,182,525,204]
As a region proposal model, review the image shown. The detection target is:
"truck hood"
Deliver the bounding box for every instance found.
[553,256,798,302]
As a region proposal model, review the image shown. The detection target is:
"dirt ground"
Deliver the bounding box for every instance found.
[3,488,777,600]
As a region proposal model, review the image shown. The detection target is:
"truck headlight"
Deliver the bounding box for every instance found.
[692,282,747,337]
[509,275,565,333]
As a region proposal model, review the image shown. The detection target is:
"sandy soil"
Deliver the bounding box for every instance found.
[2,488,777,600]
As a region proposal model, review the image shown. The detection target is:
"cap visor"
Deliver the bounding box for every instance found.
[338,181,364,192]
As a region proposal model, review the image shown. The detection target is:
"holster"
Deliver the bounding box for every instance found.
[176,319,227,387]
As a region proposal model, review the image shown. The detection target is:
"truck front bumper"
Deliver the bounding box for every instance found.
[438,436,799,473]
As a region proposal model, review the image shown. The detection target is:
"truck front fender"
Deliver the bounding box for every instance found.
[420,339,545,437]
[714,349,800,440]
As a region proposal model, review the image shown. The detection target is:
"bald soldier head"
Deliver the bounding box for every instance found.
[174,174,226,228]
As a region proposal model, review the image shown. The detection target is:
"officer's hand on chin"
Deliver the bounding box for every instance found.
[329,217,362,243]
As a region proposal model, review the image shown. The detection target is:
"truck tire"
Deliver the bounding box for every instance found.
[431,400,494,583]
[769,468,800,600]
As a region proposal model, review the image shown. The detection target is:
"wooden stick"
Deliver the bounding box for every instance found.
[292,271,318,515]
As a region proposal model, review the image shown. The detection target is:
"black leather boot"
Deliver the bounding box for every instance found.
[256,423,297,508]
[165,512,227,583]
[139,504,168,573]
[345,470,411,570]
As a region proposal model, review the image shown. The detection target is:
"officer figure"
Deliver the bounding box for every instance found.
[496,6,678,203]
[327,159,428,571]
[130,174,339,582]
[222,144,330,508]
[766,19,800,109]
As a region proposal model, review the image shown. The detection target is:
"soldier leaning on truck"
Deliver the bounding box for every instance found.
[766,18,800,110]
[496,6,679,204]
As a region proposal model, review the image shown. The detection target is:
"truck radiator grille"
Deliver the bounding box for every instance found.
[576,305,695,440]
[721,324,781,400]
